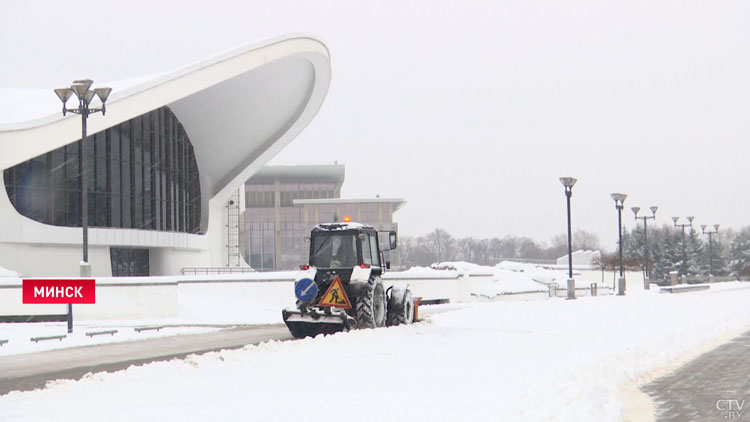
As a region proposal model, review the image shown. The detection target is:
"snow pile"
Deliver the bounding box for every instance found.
[385,266,460,279]
[431,261,493,275]
[471,270,549,296]
[495,261,570,286]
[2,285,750,421]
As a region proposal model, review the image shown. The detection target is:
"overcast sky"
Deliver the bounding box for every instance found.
[2,0,749,250]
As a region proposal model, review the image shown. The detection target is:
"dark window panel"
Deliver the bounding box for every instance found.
[4,106,200,233]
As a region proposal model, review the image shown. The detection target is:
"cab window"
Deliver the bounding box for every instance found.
[369,233,380,266]
[361,234,373,265]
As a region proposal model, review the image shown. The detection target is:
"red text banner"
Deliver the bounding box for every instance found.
[22,279,96,304]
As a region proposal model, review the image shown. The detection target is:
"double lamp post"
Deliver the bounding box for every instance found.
[610,193,627,295]
[632,206,657,289]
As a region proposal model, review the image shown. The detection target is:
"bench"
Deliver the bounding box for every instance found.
[418,298,450,305]
[85,329,118,337]
[134,326,164,333]
[30,335,66,343]
[0,339,8,346]
[660,285,710,294]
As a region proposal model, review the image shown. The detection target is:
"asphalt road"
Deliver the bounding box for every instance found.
[0,324,292,396]
[643,329,750,421]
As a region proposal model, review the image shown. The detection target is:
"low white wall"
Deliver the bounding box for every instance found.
[577,270,646,292]
[385,272,504,303]
[2,269,595,322]
[178,280,295,324]
[0,284,67,316]
[0,277,178,320]
[472,291,550,302]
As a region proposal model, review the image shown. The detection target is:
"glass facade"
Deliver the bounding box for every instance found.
[3,106,201,233]
[245,181,337,271]
[244,207,277,270]
[110,248,150,276]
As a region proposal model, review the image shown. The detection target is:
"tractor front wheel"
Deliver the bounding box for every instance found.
[387,287,414,326]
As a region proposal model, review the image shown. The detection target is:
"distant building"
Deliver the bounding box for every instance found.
[556,250,601,269]
[243,165,405,271]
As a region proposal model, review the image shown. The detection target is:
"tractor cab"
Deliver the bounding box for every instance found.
[309,222,396,273]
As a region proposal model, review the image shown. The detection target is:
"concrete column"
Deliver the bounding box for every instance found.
[274,178,281,270]
[567,278,576,300]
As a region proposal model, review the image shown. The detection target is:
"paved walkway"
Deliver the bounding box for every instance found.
[0,324,291,396]
[643,330,750,421]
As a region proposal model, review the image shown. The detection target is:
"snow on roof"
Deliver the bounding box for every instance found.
[0,265,18,278]
[313,222,371,231]
[0,33,327,130]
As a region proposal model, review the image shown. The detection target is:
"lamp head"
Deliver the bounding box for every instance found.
[631,207,640,217]
[54,88,73,105]
[72,79,93,91]
[714,224,720,232]
[672,216,679,224]
[84,90,96,105]
[687,216,694,224]
[611,193,627,203]
[701,224,707,232]
[650,206,658,215]
[94,87,112,103]
[559,177,577,188]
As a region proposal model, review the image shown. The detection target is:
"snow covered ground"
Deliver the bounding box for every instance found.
[2,282,750,421]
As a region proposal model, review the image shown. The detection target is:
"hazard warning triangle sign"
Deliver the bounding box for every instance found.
[318,276,352,309]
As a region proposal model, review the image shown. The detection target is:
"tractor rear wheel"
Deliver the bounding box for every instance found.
[356,276,386,329]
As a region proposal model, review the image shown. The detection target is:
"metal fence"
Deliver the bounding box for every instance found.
[181,267,257,276]
[491,257,557,265]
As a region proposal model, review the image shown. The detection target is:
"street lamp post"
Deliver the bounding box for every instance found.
[611,193,627,295]
[560,177,577,300]
[700,224,719,277]
[632,206,657,289]
[672,216,694,280]
[54,79,111,333]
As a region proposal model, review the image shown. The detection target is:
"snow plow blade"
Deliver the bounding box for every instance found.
[282,307,356,338]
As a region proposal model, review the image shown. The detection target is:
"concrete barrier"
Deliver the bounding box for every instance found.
[660,284,710,294]
[0,276,178,320]
[1,267,618,322]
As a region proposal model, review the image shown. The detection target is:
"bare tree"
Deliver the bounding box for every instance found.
[427,228,454,262]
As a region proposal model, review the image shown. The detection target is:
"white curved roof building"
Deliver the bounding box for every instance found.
[0,35,331,277]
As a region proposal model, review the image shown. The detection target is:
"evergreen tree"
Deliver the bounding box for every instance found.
[729,227,750,277]
[658,226,684,277]
[705,237,728,276]
[624,225,645,274]
[685,228,705,275]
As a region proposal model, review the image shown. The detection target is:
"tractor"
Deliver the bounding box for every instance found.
[282,221,415,338]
